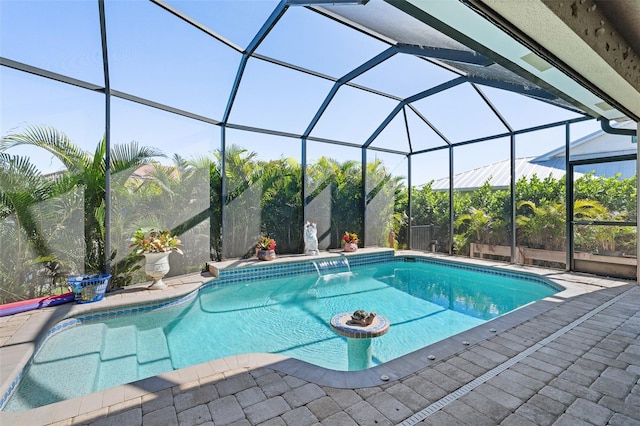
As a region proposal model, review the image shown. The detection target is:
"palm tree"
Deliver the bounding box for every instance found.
[330,158,363,248]
[0,153,55,261]
[261,157,303,253]
[121,154,213,275]
[365,158,405,247]
[455,207,493,243]
[222,145,263,258]
[516,199,606,250]
[0,153,60,300]
[1,125,163,279]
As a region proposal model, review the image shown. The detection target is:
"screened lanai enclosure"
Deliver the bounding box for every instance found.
[1,0,638,302]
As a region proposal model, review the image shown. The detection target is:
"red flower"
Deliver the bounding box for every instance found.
[257,236,277,250]
[343,232,358,244]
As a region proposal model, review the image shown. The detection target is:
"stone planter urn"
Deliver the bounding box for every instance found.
[257,249,276,261]
[343,242,358,253]
[143,252,172,289]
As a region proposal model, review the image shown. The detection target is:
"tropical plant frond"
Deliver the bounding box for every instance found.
[49,172,82,195]
[573,199,607,219]
[185,155,213,170]
[0,153,54,218]
[95,201,106,239]
[516,200,536,213]
[110,141,165,174]
[1,125,90,172]
[171,153,189,170]
[146,163,177,194]
[92,136,107,173]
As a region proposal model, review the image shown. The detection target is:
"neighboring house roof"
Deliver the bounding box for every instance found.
[431,157,572,191]
[129,163,179,181]
[535,121,637,162]
[430,122,637,191]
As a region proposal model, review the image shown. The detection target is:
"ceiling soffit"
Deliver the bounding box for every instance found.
[550,0,640,92]
[464,0,639,121]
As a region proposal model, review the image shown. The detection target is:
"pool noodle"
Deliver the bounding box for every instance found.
[0,292,74,317]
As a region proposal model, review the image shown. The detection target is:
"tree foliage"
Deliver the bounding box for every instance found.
[2,124,634,302]
[410,172,636,258]
[0,128,404,302]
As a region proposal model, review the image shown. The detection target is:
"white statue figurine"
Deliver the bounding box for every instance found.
[304,221,319,256]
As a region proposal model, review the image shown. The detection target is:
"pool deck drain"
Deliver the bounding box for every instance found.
[0,251,638,425]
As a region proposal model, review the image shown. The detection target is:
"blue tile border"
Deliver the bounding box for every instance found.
[1,250,560,410]
[205,251,395,289]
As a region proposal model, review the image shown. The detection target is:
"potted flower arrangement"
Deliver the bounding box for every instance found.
[130,228,183,289]
[342,231,359,252]
[256,236,276,261]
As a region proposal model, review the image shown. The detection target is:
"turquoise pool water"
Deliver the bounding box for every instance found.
[4,261,558,411]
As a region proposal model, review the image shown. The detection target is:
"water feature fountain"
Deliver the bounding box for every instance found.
[312,257,351,277]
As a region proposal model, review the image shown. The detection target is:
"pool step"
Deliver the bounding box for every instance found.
[97,355,138,390]
[137,328,171,364]
[138,358,174,380]
[36,322,106,362]
[101,325,137,360]
[96,325,139,390]
[96,326,174,388]
[137,327,173,379]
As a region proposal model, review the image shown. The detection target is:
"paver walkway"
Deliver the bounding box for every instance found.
[1,257,638,425]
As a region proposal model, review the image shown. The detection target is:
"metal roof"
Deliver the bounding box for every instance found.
[431,121,636,191]
[430,157,564,191]
[430,156,635,191]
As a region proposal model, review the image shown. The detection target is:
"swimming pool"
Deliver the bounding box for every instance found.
[3,257,560,411]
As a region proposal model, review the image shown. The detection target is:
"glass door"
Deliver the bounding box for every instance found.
[570,156,636,279]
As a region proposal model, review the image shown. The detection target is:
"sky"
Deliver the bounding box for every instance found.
[0,0,605,186]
